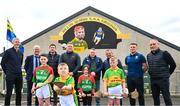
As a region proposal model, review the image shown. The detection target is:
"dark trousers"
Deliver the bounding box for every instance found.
[127,76,145,106]
[95,80,100,105]
[120,99,123,105]
[27,80,38,106]
[74,75,80,106]
[82,96,92,106]
[150,77,172,106]
[5,74,23,106]
[50,83,58,105]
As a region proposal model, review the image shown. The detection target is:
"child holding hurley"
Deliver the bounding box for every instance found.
[31,54,54,106]
[53,63,77,106]
[103,56,126,106]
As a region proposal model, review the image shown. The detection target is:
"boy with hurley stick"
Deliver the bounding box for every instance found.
[53,63,78,106]
[103,56,126,106]
[31,54,54,106]
[78,65,96,106]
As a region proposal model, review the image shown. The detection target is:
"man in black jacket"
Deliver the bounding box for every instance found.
[147,39,176,106]
[1,38,23,106]
[47,44,60,106]
[24,45,40,106]
[59,42,81,94]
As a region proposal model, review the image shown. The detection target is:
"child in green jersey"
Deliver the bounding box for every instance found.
[103,56,126,106]
[31,54,54,106]
[53,63,77,106]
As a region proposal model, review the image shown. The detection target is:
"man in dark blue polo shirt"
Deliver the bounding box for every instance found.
[1,38,23,106]
[125,43,148,106]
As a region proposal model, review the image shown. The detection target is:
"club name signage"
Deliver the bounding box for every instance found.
[53,16,130,53]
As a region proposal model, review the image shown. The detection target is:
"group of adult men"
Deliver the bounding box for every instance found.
[1,38,176,106]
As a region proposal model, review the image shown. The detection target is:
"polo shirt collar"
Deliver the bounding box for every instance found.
[130,52,138,56]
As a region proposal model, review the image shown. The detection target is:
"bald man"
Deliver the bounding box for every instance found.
[147,39,176,106]
[83,48,103,106]
[24,45,41,106]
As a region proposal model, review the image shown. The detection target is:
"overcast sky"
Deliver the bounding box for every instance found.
[0,0,180,52]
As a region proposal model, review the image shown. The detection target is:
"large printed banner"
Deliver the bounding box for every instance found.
[51,16,130,53]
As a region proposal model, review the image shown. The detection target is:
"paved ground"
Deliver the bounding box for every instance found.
[0,94,180,106]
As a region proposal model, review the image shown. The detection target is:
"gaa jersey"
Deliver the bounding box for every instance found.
[103,68,125,88]
[77,75,96,92]
[32,65,54,83]
[71,37,88,53]
[54,75,76,95]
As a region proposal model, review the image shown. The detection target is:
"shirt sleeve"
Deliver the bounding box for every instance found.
[49,67,54,75]
[77,75,83,89]
[68,77,75,87]
[1,50,9,74]
[95,58,103,74]
[117,59,123,69]
[163,51,176,74]
[140,54,146,63]
[120,69,126,83]
[32,68,37,83]
[125,56,128,65]
[73,54,81,74]
[103,70,108,81]
[90,75,96,89]
[53,77,59,83]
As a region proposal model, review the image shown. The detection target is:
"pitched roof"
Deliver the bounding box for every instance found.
[21,6,180,51]
[0,6,176,57]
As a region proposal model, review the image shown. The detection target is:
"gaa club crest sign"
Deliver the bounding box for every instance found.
[50,16,130,53]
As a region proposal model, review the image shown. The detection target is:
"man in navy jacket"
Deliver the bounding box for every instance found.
[24,45,40,106]
[1,38,23,106]
[83,48,103,106]
[102,49,123,78]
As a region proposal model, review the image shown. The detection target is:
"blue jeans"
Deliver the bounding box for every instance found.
[95,80,100,105]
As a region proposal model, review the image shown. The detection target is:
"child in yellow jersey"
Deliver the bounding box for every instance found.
[53,63,77,106]
[103,56,126,106]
